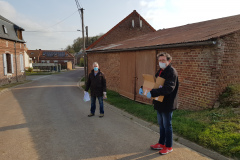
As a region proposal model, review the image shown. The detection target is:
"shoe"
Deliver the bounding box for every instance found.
[159,147,173,155]
[99,114,104,118]
[88,113,95,117]
[150,143,165,150]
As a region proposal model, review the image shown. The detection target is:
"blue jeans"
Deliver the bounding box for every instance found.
[157,111,173,147]
[91,96,104,114]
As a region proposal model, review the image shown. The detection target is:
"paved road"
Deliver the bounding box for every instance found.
[0,68,212,160]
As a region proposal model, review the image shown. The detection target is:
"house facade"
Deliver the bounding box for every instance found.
[0,15,26,86]
[27,49,75,69]
[87,14,240,110]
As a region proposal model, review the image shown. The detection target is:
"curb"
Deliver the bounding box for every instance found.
[0,80,33,96]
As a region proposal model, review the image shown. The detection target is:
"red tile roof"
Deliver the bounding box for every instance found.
[88,14,240,52]
[86,10,156,50]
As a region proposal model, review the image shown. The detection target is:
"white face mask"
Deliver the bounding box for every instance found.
[159,62,166,69]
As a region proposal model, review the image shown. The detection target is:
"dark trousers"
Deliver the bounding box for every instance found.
[90,96,104,114]
[157,111,173,147]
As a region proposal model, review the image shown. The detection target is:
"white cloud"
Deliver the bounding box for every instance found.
[140,0,240,30]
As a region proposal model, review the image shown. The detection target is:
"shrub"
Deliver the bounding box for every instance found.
[27,67,33,72]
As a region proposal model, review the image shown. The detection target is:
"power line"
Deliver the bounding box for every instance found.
[26,10,78,33]
[45,10,78,30]
[24,30,82,33]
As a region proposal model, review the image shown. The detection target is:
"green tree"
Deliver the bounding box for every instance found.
[65,34,104,53]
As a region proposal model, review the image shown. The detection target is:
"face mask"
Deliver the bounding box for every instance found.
[159,62,166,69]
[94,67,98,71]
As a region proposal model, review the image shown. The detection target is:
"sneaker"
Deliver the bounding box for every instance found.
[150,143,165,150]
[159,147,173,155]
[99,114,104,118]
[88,113,95,117]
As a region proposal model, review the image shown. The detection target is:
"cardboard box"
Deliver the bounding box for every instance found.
[142,74,165,102]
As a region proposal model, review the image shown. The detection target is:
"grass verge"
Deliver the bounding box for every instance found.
[25,71,61,76]
[0,80,32,91]
[83,85,240,159]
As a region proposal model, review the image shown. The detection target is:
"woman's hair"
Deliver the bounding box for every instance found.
[157,52,172,61]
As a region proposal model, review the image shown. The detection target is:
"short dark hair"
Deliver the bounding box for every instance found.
[157,52,172,61]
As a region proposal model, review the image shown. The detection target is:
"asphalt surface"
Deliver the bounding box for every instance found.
[0,67,228,160]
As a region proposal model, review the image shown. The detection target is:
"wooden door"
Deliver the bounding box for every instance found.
[135,50,156,104]
[119,52,136,100]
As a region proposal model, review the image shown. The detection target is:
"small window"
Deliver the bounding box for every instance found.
[3,53,14,74]
[31,52,34,55]
[2,25,8,33]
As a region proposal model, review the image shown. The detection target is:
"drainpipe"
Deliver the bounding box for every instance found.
[14,41,18,82]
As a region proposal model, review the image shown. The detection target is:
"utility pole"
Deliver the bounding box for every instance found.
[75,0,87,84]
[80,8,87,84]
[85,26,88,47]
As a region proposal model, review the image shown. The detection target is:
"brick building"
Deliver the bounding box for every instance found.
[0,15,26,86]
[27,49,75,69]
[87,14,240,110]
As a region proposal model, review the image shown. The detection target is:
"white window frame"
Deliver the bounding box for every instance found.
[20,54,24,72]
[3,25,8,34]
[10,54,14,73]
[3,54,7,75]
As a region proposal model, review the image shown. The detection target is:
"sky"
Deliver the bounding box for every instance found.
[0,0,240,50]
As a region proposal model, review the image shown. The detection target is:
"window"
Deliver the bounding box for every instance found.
[41,60,45,63]
[54,60,58,63]
[3,53,14,75]
[2,25,8,34]
[47,60,50,63]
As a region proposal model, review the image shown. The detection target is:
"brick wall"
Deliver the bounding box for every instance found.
[157,45,219,110]
[87,52,120,92]
[215,31,240,96]
[93,12,155,49]
[0,39,26,86]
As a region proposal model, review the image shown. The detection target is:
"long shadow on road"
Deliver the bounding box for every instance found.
[0,68,211,160]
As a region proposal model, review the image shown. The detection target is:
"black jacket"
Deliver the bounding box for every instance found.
[85,69,106,97]
[150,65,179,112]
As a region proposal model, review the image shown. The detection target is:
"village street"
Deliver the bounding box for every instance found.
[0,67,213,160]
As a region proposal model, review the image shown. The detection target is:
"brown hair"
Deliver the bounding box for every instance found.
[157,52,172,61]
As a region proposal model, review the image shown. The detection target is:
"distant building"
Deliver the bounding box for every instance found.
[27,49,75,69]
[0,15,26,86]
[24,45,32,69]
